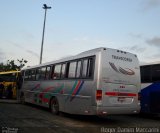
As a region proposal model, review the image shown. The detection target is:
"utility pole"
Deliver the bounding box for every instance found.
[40,4,51,64]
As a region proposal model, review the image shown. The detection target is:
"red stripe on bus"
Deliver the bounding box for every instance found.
[105,92,137,96]
[72,81,81,96]
[39,87,54,103]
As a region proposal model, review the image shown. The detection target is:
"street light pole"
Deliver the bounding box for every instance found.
[40,4,51,64]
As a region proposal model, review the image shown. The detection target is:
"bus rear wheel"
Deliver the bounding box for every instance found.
[50,97,59,115]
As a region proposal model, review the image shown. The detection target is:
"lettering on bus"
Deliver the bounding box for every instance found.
[112,55,132,62]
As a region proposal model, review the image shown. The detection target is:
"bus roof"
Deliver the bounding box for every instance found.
[22,47,137,70]
[140,62,160,66]
[0,70,20,75]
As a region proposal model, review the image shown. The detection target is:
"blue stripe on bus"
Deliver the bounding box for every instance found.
[70,81,84,101]
[65,81,78,101]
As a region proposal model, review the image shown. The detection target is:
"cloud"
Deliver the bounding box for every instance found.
[146,37,160,47]
[24,32,35,40]
[150,53,160,58]
[128,33,160,48]
[128,33,143,39]
[21,30,35,41]
[130,45,146,52]
[120,45,146,53]
[73,36,113,46]
[144,52,160,64]
[141,0,160,11]
[0,49,4,55]
[7,41,24,49]
[8,41,39,59]
[124,34,160,63]
[26,50,39,58]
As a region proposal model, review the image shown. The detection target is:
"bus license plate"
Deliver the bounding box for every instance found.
[118,97,125,102]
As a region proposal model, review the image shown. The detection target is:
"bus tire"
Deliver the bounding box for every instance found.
[50,97,59,115]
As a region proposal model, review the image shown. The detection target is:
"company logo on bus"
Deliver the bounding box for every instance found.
[109,62,135,75]
[112,55,132,62]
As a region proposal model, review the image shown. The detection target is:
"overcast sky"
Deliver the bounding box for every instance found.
[0,0,160,66]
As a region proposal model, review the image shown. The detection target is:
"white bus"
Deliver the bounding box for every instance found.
[20,47,140,115]
[140,63,160,114]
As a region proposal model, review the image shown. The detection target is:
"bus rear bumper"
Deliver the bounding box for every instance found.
[93,106,140,115]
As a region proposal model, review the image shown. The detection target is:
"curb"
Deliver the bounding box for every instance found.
[0,99,19,104]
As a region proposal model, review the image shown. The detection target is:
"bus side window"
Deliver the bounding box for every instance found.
[53,64,61,79]
[36,68,41,81]
[152,64,160,82]
[61,63,66,78]
[82,57,94,78]
[31,69,36,80]
[45,66,51,80]
[68,62,76,78]
[40,67,46,80]
[28,70,32,80]
[82,59,88,78]
[24,70,29,80]
[87,58,94,78]
[140,66,151,83]
[76,60,82,78]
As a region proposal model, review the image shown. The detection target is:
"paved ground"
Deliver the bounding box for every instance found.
[0,102,160,133]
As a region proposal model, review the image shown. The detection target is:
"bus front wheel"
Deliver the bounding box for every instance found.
[50,97,59,115]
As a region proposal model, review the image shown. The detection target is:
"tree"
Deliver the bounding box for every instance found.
[17,58,28,70]
[0,58,28,71]
[0,63,5,71]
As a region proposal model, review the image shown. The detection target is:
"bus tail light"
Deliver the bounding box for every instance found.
[96,90,102,101]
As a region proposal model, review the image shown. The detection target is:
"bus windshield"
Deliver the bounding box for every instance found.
[0,73,17,82]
